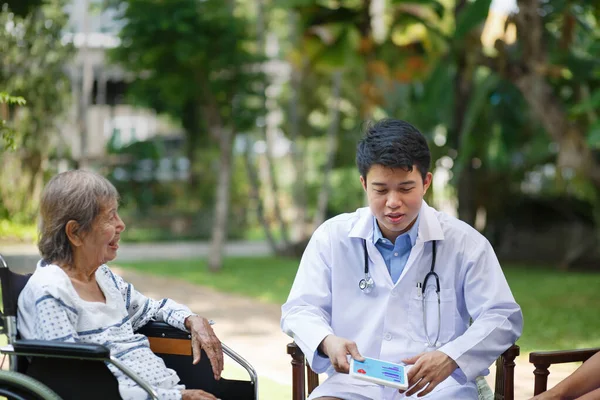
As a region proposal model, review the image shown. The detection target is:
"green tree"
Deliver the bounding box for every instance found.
[476,0,600,267]
[110,0,265,271]
[0,0,74,221]
[1,0,44,17]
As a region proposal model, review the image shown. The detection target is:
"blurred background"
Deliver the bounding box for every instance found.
[1,0,600,398]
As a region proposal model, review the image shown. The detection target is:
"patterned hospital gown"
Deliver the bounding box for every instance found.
[18,261,196,400]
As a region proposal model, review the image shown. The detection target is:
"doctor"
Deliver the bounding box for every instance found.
[281,119,523,399]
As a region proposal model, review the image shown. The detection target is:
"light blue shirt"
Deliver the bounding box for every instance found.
[373,215,419,284]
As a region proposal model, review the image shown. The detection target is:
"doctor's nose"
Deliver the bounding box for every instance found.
[386,192,403,209]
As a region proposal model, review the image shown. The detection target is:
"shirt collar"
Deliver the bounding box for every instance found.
[372,214,420,246]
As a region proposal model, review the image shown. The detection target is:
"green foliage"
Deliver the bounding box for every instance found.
[0,0,74,222]
[453,0,492,40]
[1,0,44,17]
[0,218,37,243]
[0,92,26,151]
[106,138,164,214]
[109,0,265,149]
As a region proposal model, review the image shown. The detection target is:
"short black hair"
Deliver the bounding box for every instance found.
[356,118,431,181]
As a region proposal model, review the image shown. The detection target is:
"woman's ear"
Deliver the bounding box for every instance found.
[65,220,83,247]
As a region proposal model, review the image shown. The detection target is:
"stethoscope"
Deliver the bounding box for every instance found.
[359,239,441,347]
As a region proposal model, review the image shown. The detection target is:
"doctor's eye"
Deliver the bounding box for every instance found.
[374,189,388,194]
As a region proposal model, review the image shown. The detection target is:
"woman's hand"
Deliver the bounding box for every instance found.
[185,315,224,380]
[181,389,220,400]
[528,389,562,400]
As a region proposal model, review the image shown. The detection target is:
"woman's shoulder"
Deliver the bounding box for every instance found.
[28,262,69,288]
[21,261,73,303]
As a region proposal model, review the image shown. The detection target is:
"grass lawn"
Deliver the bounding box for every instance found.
[117,257,600,353]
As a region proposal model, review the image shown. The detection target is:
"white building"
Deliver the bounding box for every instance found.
[63,0,182,164]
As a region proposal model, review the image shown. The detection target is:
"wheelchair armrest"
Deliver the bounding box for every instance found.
[136,321,191,340]
[11,339,110,360]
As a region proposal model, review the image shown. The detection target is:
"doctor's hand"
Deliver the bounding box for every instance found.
[400,351,458,397]
[318,334,365,373]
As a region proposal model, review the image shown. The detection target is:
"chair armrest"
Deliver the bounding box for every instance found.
[529,347,600,396]
[287,342,321,400]
[136,321,191,340]
[10,339,110,359]
[529,348,600,366]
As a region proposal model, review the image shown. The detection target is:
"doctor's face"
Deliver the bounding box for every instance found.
[361,164,432,243]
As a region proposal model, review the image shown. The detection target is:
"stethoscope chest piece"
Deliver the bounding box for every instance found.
[359,274,374,293]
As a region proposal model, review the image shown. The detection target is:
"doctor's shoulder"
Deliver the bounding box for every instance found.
[315,207,368,234]
[435,209,491,250]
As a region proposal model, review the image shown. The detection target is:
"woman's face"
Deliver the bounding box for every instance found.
[80,199,126,266]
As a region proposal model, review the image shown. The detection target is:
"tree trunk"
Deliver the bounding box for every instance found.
[287,11,309,241]
[243,137,279,253]
[208,128,234,272]
[482,0,600,188]
[313,70,342,229]
[255,0,291,249]
[453,0,477,227]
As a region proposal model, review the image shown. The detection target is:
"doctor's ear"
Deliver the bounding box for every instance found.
[360,175,367,191]
[422,172,433,193]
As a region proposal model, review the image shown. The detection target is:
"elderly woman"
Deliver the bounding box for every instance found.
[17,170,223,400]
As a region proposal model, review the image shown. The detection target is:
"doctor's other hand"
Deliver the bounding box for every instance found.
[318,334,365,373]
[400,351,458,397]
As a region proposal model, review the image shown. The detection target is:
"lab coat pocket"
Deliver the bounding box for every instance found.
[407,286,456,345]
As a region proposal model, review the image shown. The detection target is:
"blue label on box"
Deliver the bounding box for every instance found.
[352,358,406,384]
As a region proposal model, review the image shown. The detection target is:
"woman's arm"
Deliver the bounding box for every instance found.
[104,267,223,379]
[18,291,80,342]
[103,266,193,331]
[530,352,600,400]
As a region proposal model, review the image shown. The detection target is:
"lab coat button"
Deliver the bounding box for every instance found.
[384,333,392,341]
[394,252,398,256]
[391,290,398,297]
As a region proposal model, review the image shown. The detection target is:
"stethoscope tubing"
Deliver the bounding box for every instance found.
[359,239,441,347]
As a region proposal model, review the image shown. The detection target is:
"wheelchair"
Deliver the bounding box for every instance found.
[0,254,258,400]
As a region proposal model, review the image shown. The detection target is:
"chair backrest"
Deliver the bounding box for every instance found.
[0,254,32,319]
[0,256,33,374]
[287,342,520,400]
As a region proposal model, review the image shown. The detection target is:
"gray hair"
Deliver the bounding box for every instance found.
[38,170,120,266]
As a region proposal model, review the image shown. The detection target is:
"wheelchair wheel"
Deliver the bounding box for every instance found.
[0,370,62,400]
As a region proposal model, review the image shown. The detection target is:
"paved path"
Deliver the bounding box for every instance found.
[0,240,272,270]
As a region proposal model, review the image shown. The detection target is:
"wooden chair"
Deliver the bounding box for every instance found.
[529,347,600,396]
[287,342,520,400]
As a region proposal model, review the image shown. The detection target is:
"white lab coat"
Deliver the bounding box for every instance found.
[281,201,523,400]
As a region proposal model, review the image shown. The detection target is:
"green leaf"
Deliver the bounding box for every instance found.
[454,0,492,40]
[587,121,600,149]
[571,88,600,117]
[0,92,26,105]
[390,0,446,19]
[455,72,500,167]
